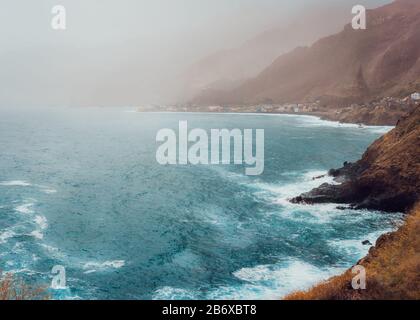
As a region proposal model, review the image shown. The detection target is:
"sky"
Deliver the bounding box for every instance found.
[0,0,391,107]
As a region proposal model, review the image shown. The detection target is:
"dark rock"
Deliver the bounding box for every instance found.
[336,206,348,210]
[328,168,340,177]
[290,107,420,213]
[362,240,373,246]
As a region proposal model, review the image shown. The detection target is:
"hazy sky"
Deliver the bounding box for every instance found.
[0,0,391,107]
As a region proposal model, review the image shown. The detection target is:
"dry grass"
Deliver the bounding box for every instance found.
[0,272,49,300]
[285,203,420,300]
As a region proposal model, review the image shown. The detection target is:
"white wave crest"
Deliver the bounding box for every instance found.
[294,115,394,133]
[153,287,198,300]
[15,202,35,214]
[34,215,48,230]
[30,230,44,240]
[0,230,16,244]
[0,180,58,195]
[152,259,343,300]
[0,180,32,187]
[224,260,343,300]
[83,260,125,274]
[252,170,337,204]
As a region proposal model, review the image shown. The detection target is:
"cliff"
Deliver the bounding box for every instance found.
[286,105,419,300]
[292,106,420,213]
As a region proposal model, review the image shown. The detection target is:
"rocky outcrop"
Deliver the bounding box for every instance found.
[291,106,420,213]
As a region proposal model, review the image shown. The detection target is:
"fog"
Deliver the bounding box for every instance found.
[0,0,391,108]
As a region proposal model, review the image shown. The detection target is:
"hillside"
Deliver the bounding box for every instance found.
[193,0,420,106]
[180,5,351,101]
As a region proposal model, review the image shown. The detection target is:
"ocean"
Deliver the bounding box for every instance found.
[0,107,400,299]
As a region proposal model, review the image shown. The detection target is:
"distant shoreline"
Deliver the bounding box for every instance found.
[135,109,395,128]
[136,95,417,126]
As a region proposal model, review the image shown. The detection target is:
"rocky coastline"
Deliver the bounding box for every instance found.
[291,107,419,213]
[286,106,419,299]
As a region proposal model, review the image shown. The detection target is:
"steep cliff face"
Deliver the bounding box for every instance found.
[194,0,420,105]
[292,106,420,212]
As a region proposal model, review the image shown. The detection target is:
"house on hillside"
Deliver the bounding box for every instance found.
[411,92,420,100]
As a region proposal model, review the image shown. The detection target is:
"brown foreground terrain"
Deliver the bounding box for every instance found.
[288,106,420,299]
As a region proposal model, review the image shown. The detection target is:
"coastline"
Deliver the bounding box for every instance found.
[284,203,419,300]
[0,111,412,300]
[137,108,404,298]
[135,110,396,128]
[285,107,419,299]
[0,107,397,300]
[136,97,418,126]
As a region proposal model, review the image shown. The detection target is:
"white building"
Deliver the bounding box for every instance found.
[411,92,420,100]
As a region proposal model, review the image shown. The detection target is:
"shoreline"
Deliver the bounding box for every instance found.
[135,110,395,129]
[135,99,417,126]
[285,107,419,299]
[278,168,404,299]
[284,203,419,300]
[138,108,400,298]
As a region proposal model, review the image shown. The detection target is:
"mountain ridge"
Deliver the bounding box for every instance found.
[193,0,420,106]
[179,4,354,101]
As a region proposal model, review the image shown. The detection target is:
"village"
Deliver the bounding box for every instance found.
[137,92,420,125]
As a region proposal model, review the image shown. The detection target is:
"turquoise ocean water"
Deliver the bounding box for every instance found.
[0,107,400,299]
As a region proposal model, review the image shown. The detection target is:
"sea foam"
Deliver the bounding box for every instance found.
[15,202,35,214]
[152,259,343,300]
[0,180,32,187]
[83,260,126,274]
[0,230,16,244]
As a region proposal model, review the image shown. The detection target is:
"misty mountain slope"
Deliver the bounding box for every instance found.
[180,4,353,101]
[193,0,420,105]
